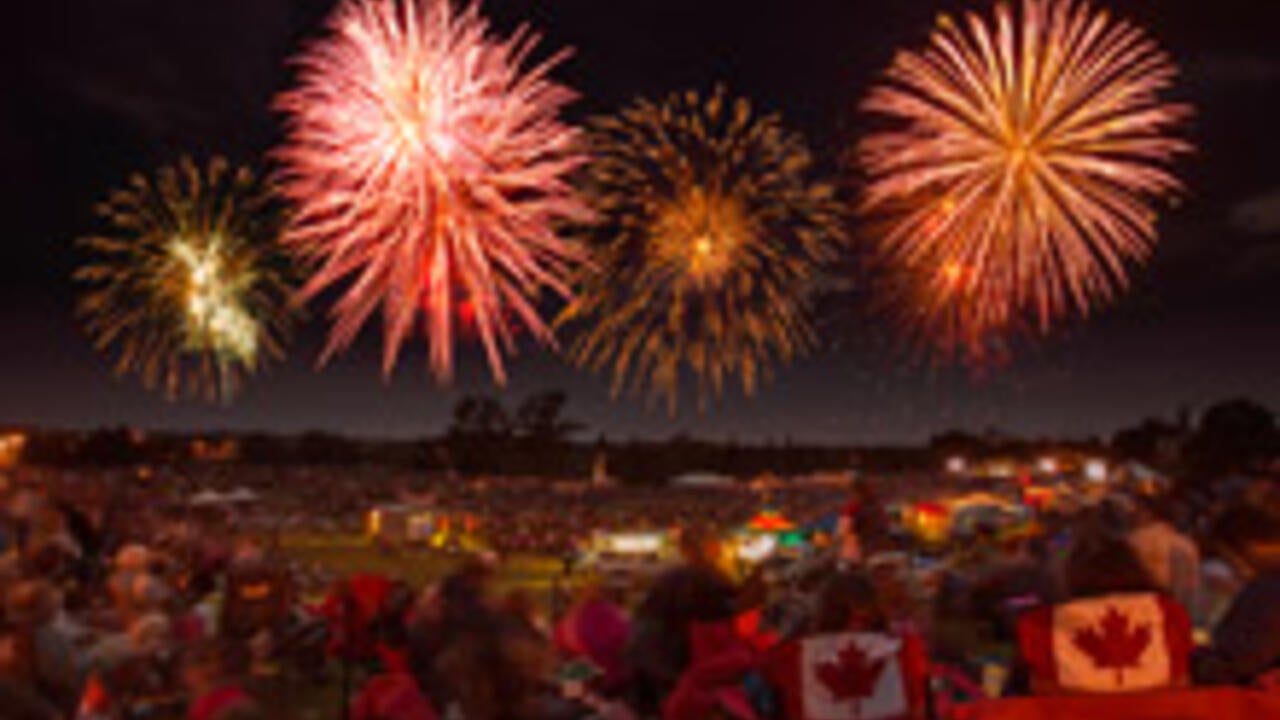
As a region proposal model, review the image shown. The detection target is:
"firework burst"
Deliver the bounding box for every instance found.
[75,157,294,402]
[560,88,846,411]
[274,0,588,384]
[858,0,1190,359]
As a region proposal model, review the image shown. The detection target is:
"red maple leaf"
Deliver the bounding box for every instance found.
[816,640,888,702]
[1071,605,1153,686]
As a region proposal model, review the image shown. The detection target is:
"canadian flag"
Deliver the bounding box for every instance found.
[1016,593,1192,695]
[765,632,927,720]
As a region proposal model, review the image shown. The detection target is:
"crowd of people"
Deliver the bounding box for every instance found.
[2,465,1279,720]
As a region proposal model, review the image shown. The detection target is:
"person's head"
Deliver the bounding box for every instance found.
[1064,536,1155,599]
[131,573,171,615]
[115,544,151,574]
[812,570,887,634]
[1132,494,1172,527]
[4,579,60,628]
[437,561,492,620]
[678,524,721,568]
[501,588,537,623]
[181,640,243,694]
[129,612,172,656]
[1212,507,1280,577]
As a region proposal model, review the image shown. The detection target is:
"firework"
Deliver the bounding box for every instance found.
[560,88,846,411]
[858,0,1190,358]
[75,157,294,401]
[274,0,587,384]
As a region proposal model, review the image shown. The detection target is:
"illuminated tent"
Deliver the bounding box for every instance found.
[670,472,735,488]
[225,487,260,504]
[189,490,228,507]
[741,510,806,553]
[746,510,796,533]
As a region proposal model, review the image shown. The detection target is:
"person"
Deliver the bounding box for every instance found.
[0,616,62,720]
[181,641,257,720]
[1193,507,1280,686]
[1016,535,1193,696]
[627,524,737,714]
[409,562,556,720]
[1061,533,1159,600]
[4,579,82,714]
[1128,497,1201,616]
[554,580,632,694]
[762,569,929,720]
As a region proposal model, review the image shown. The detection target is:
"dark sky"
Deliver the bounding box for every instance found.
[3,0,1280,444]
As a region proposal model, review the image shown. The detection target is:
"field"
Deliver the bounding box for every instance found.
[280,533,571,606]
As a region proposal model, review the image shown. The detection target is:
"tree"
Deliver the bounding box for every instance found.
[514,391,583,444]
[76,427,145,466]
[513,391,585,476]
[1111,418,1180,466]
[1184,399,1278,486]
[446,395,512,475]
[298,431,362,465]
[929,430,988,462]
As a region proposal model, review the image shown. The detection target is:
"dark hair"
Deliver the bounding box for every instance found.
[812,570,887,634]
[1064,536,1155,599]
[678,524,718,567]
[1213,507,1280,573]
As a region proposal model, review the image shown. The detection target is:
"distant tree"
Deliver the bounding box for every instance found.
[446,395,512,475]
[1111,418,1180,466]
[77,427,144,466]
[511,390,585,476]
[1184,399,1278,486]
[929,430,988,461]
[240,433,291,464]
[298,431,362,465]
[448,395,511,439]
[514,391,583,443]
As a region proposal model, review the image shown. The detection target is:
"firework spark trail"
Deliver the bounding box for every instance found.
[858,0,1190,359]
[560,88,846,412]
[75,157,294,402]
[274,0,588,384]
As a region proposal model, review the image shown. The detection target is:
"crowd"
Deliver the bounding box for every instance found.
[2,465,1279,720]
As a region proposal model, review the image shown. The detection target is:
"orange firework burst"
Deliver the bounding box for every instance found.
[561,89,845,411]
[859,0,1191,359]
[274,0,587,384]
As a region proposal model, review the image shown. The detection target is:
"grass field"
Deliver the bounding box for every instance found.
[280,533,570,606]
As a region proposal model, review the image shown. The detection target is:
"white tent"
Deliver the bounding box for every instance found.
[189,490,227,507]
[669,472,735,488]
[225,487,260,504]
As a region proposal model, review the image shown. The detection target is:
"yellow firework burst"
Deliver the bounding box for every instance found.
[859,0,1191,360]
[75,157,295,402]
[560,88,846,411]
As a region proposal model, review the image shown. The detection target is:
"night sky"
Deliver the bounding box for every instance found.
[3,0,1280,444]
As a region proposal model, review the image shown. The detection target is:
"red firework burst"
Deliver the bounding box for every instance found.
[274,0,588,383]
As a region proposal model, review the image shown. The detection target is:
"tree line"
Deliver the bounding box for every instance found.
[10,395,1278,489]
